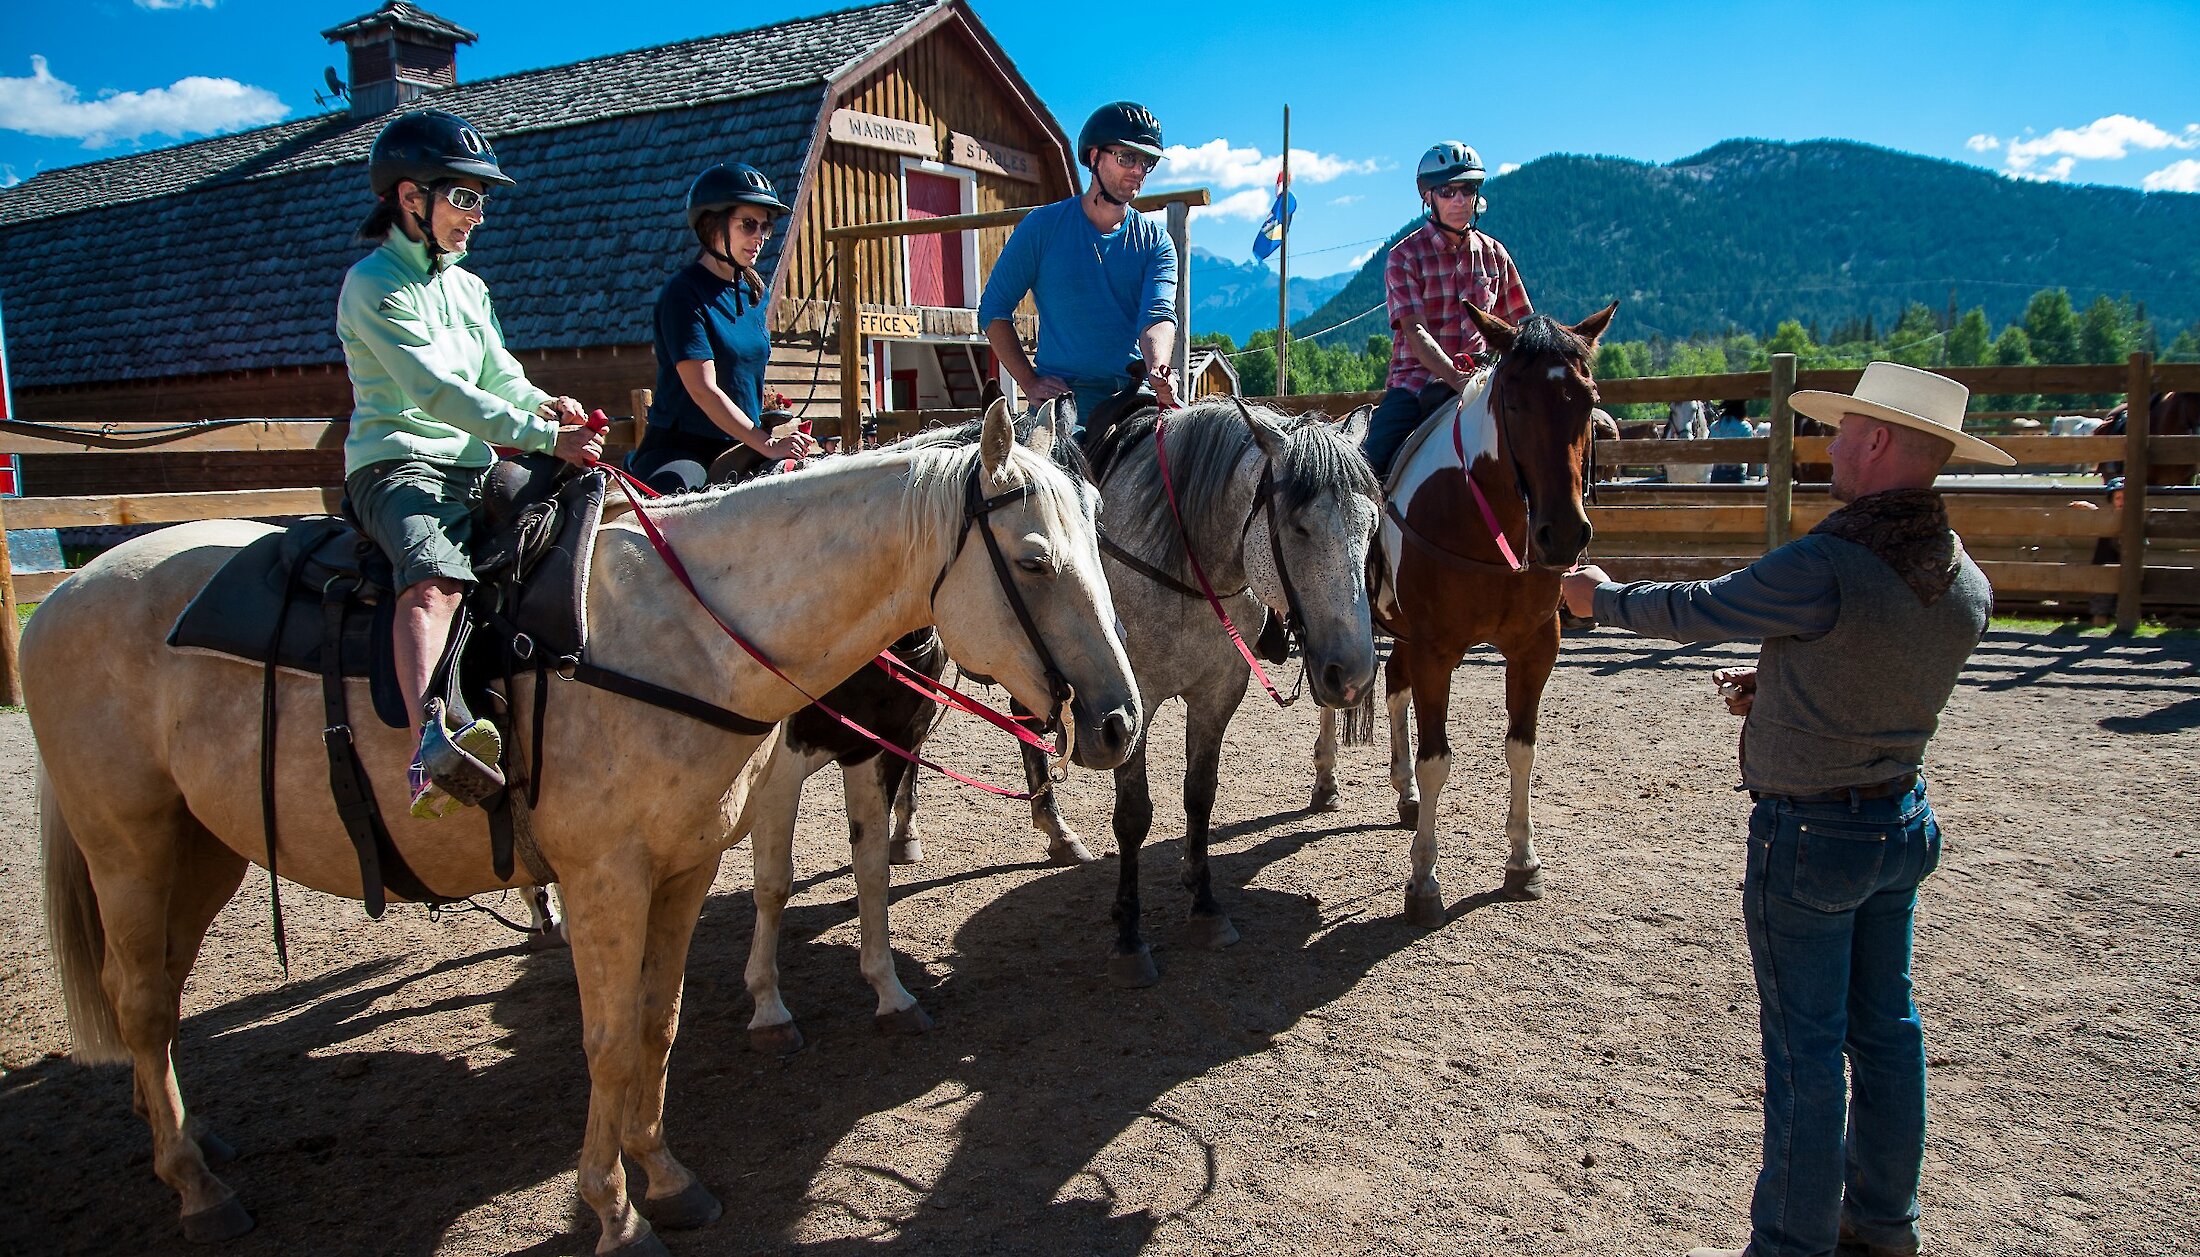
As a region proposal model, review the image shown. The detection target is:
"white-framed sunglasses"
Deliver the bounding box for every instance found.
[440,185,491,213]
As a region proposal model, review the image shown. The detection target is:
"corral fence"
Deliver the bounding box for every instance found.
[1,354,2193,706]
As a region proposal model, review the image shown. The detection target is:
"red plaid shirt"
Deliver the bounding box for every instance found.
[1383,223,1533,392]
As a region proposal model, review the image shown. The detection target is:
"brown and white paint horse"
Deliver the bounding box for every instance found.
[1330,303,1615,925]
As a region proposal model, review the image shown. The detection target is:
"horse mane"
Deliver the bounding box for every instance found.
[1508,313,1596,392]
[1097,397,1376,587]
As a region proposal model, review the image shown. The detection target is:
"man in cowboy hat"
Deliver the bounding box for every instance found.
[1560,363,2014,1257]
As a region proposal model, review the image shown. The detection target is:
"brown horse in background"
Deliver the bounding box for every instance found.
[1346,302,1614,924]
[2096,392,2200,486]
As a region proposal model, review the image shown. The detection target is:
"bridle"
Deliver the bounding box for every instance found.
[927,458,1075,731]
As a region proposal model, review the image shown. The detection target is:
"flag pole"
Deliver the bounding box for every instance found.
[1276,104,1290,396]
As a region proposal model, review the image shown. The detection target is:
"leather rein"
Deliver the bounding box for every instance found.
[600,456,1070,799]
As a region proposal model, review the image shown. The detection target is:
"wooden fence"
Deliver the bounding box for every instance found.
[3,355,2196,705]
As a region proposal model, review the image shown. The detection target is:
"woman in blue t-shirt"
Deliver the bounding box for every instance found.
[631,161,814,493]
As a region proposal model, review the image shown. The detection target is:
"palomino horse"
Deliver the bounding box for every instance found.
[28,403,1138,1255]
[1022,398,1381,985]
[1337,303,1615,924]
[1662,399,1711,484]
[739,402,1091,1051]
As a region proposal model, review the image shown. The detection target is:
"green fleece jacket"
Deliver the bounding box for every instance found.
[337,232,559,473]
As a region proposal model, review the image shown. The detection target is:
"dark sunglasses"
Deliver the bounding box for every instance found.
[1430,183,1481,202]
[1102,147,1159,173]
[729,214,775,238]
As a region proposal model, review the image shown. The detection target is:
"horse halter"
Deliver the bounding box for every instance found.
[1229,399,1315,644]
[929,458,1077,735]
[1479,353,1601,540]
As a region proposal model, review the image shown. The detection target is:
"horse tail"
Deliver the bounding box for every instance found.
[39,759,127,1065]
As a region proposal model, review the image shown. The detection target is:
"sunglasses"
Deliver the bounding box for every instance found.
[1102,147,1159,173]
[728,214,775,239]
[439,185,490,213]
[1430,183,1481,202]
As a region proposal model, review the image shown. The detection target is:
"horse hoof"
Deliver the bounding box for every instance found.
[180,1195,254,1244]
[1186,914,1240,950]
[874,1004,936,1036]
[525,927,569,953]
[1403,888,1447,929]
[1049,837,1098,865]
[889,837,925,865]
[1308,783,1340,813]
[639,1179,723,1231]
[603,1229,675,1257]
[1502,866,1547,901]
[1397,798,1419,829]
[749,1022,804,1055]
[1107,944,1160,988]
[196,1129,237,1167]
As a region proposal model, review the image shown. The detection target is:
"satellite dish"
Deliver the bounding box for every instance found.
[323,66,348,98]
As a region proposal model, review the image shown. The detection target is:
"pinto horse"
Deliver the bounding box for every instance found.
[2097,392,2200,487]
[27,403,1138,1256]
[1330,303,1615,925]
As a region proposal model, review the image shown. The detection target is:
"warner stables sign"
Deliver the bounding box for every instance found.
[950,132,1041,183]
[828,108,935,159]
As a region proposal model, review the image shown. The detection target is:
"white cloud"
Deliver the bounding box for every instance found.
[1190,187,1276,222]
[2143,158,2200,193]
[1161,138,1383,190]
[1965,134,2000,153]
[1330,193,1362,206]
[1349,247,1378,268]
[1994,114,2199,181]
[136,0,219,8]
[0,54,287,148]
[1,164,18,187]
[1497,162,1521,175]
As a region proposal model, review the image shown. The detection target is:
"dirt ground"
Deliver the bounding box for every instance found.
[2,627,2196,1257]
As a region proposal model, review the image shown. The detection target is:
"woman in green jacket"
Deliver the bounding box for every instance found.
[337,108,602,819]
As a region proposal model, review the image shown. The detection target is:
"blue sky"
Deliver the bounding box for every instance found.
[5,0,2199,277]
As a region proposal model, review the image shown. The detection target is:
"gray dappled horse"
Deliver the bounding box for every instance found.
[1021,398,1382,986]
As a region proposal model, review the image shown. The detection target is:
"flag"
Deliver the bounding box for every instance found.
[1250,172,1296,262]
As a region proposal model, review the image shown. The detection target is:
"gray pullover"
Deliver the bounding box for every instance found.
[1592,532,1991,797]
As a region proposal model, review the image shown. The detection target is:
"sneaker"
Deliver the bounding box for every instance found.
[409,716,502,820]
[408,754,464,821]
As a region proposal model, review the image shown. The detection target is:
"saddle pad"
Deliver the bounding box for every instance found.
[167,519,409,729]
[504,469,605,664]
[1383,368,1495,498]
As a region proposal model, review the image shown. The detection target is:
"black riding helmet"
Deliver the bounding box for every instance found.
[685,161,793,233]
[369,109,513,197]
[1076,102,1162,206]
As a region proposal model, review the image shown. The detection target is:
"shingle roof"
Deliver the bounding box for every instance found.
[321,2,480,45]
[0,0,937,230]
[0,0,944,388]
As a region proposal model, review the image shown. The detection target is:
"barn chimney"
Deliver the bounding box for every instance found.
[321,2,477,117]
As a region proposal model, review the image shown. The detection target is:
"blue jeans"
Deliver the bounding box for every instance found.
[1744,780,1941,1257]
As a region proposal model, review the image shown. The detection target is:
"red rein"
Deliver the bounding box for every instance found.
[1150,415,1296,706]
[595,427,1054,799]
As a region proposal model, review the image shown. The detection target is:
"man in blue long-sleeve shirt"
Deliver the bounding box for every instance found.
[979,101,1180,430]
[1561,363,2015,1257]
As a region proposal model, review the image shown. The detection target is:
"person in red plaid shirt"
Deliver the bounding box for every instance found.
[1361,141,1534,477]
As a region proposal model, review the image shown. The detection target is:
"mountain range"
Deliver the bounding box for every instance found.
[1295,138,2200,347]
[1184,248,1353,344]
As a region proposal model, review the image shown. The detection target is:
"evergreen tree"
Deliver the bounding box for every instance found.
[1986,325,2036,412]
[1766,319,1814,359]
[1887,302,1942,366]
[1945,307,1991,367]
[2079,294,2138,405]
[2167,323,2200,363]
[2023,288,2080,364]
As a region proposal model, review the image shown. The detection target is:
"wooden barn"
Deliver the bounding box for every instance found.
[0,0,1074,494]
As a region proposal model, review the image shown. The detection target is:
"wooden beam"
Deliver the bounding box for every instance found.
[1766,353,1797,549]
[0,495,19,705]
[2117,352,2153,632]
[825,188,1211,242]
[2,487,344,529]
[12,570,69,603]
[1594,433,2193,467]
[1590,502,2121,540]
[837,237,862,432]
[0,419,347,455]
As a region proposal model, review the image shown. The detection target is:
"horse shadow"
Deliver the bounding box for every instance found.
[0,922,591,1257]
[656,805,1453,1255]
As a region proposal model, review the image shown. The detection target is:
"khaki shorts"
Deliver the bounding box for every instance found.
[345,459,490,591]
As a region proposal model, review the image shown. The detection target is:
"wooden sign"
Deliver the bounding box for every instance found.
[858,307,922,339]
[950,131,1041,183]
[828,109,934,159]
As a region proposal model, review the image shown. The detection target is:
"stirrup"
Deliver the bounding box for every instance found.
[419,699,506,809]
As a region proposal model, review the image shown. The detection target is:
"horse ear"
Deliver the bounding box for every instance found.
[1573,301,1620,347]
[1023,400,1057,459]
[1232,397,1286,461]
[981,397,1015,481]
[1335,403,1375,444]
[1463,302,1518,353]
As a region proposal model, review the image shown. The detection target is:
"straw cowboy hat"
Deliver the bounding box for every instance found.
[1790,361,2016,466]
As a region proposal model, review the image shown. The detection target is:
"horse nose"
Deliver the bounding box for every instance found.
[1089,704,1136,765]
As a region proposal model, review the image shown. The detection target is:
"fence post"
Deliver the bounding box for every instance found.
[0,494,19,705]
[836,237,862,441]
[623,388,651,464]
[2115,350,2153,633]
[1766,353,1797,550]
[1167,199,1192,388]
